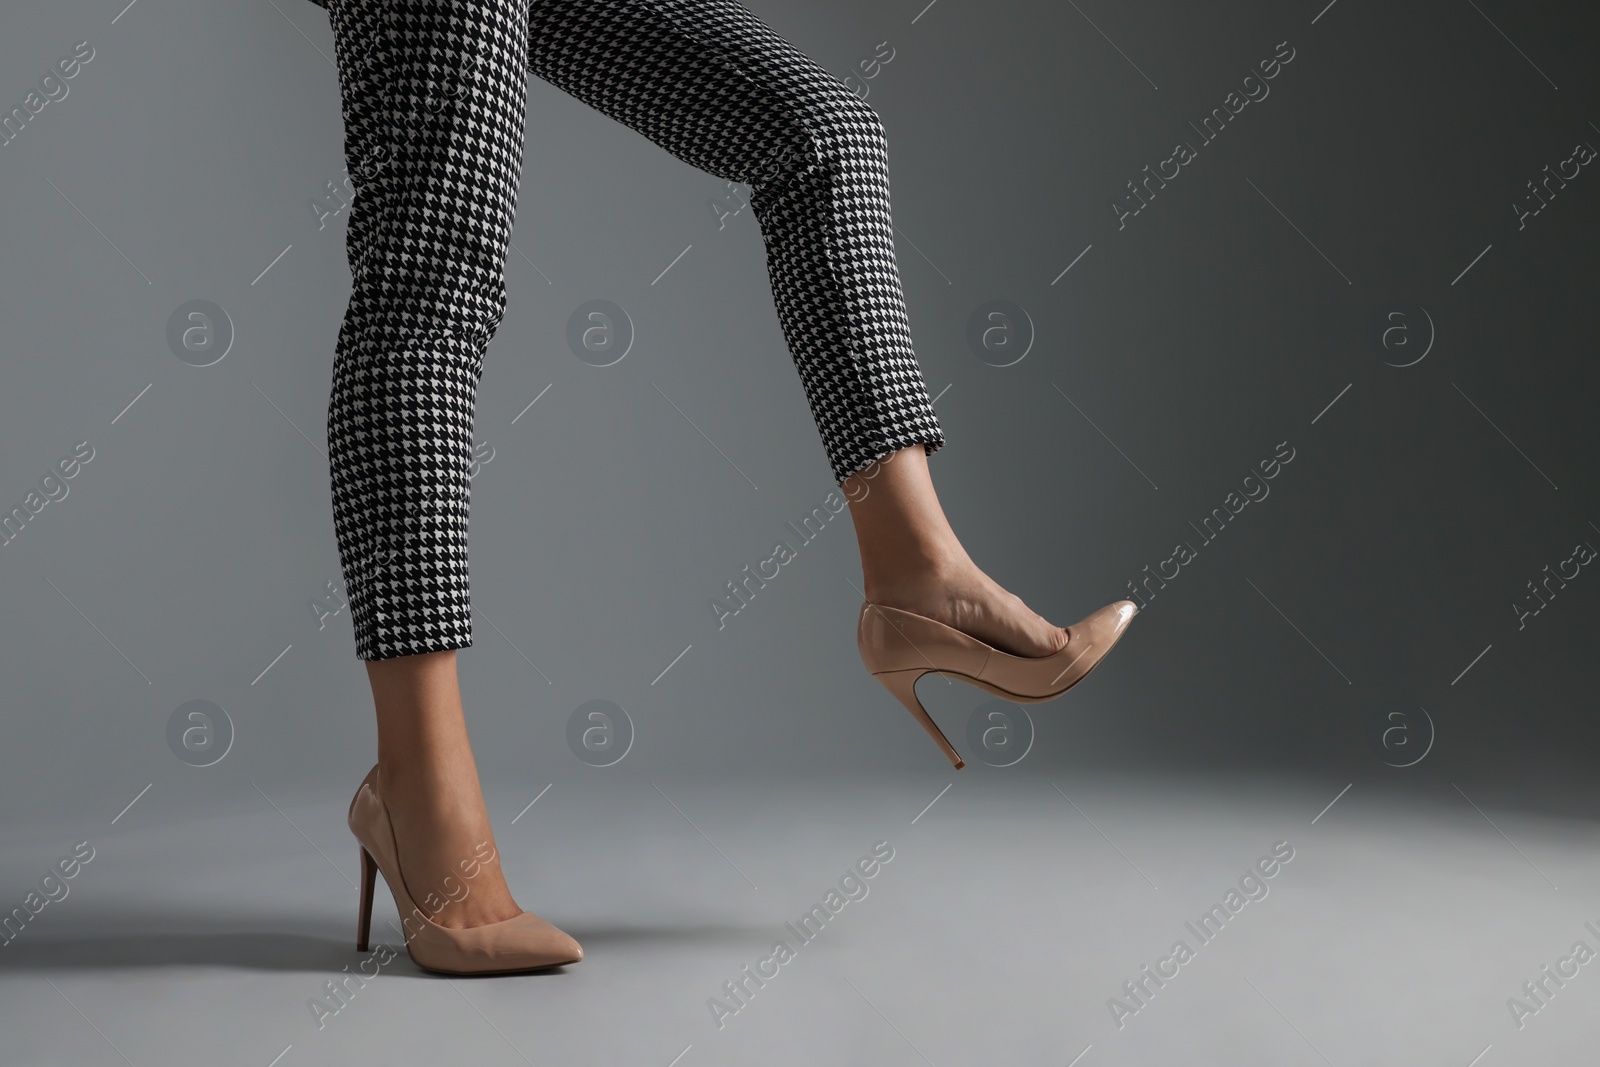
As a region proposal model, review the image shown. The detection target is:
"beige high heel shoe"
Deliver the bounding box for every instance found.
[858,599,1138,768]
[348,765,582,974]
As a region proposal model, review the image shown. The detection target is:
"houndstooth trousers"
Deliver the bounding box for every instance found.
[312,0,946,660]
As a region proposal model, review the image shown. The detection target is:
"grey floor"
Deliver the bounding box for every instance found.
[3,769,1596,1066]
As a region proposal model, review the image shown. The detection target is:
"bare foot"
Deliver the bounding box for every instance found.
[379,766,522,930]
[865,556,1068,658]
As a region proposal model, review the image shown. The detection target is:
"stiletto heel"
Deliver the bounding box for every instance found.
[873,669,966,769]
[356,846,376,952]
[347,765,583,974]
[858,598,1138,766]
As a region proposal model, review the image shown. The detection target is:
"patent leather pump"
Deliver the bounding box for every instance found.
[348,764,582,975]
[857,599,1138,768]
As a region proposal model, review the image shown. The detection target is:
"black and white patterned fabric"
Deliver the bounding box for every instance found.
[319,0,946,660]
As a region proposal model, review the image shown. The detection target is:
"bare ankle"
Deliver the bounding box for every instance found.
[862,550,971,604]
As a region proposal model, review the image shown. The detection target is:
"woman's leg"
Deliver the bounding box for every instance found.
[527,0,1065,655]
[325,0,531,925]
[365,649,519,927]
[842,445,1066,657]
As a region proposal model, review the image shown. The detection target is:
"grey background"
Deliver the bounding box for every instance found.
[3,0,1599,1064]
